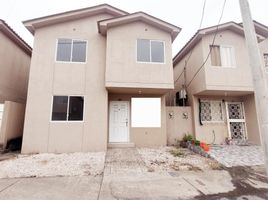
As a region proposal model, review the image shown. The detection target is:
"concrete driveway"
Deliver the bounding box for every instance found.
[0,148,268,200]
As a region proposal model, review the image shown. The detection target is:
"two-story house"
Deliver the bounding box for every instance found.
[21,4,181,153]
[0,20,31,148]
[172,21,268,145]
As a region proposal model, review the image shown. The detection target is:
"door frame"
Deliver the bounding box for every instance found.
[109,101,130,143]
[225,101,248,140]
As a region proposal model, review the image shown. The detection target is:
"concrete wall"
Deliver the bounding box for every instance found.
[166,106,193,145]
[0,101,25,148]
[108,93,167,147]
[106,21,174,90]
[242,94,261,144]
[258,38,268,86]
[169,40,206,106]
[202,30,253,92]
[22,14,112,153]
[0,32,30,103]
[172,30,255,104]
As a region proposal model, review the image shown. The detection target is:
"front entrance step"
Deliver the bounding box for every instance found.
[108,142,135,148]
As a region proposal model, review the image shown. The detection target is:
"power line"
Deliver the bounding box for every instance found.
[186,0,227,88]
[170,0,207,106]
[174,0,207,85]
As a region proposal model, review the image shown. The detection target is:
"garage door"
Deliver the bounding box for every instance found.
[0,104,4,129]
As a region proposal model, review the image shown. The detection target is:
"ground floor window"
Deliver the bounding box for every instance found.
[51,96,84,121]
[131,97,161,127]
[200,100,224,123]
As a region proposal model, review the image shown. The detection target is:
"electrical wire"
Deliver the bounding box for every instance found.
[170,0,207,106]
[174,0,207,85]
[186,0,227,88]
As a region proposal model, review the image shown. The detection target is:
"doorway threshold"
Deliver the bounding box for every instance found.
[108,142,135,148]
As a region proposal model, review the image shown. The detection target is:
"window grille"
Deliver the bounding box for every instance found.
[200,100,223,123]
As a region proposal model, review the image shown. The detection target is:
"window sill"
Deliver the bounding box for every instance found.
[50,121,84,123]
[136,61,165,65]
[55,61,87,64]
[201,121,225,124]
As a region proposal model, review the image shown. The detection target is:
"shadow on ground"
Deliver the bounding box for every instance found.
[194,166,268,200]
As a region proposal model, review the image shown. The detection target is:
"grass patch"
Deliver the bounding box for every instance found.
[170,148,185,157]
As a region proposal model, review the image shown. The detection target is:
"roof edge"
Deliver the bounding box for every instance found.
[0,19,32,56]
[23,4,129,34]
[98,11,181,42]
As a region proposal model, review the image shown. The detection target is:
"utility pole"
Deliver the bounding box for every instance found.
[239,0,268,174]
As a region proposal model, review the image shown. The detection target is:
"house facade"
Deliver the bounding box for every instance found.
[171,21,268,145]
[21,4,181,153]
[0,20,31,148]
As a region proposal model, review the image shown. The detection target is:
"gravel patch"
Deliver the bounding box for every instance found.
[0,152,105,178]
[137,147,220,172]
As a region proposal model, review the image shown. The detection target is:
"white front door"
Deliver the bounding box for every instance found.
[109,101,129,143]
[226,102,247,140]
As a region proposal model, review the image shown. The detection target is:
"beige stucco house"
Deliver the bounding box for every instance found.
[171,21,268,145]
[21,4,181,153]
[0,20,31,148]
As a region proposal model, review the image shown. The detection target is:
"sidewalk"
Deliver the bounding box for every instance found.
[0,148,268,200]
[0,176,102,200]
[98,148,268,200]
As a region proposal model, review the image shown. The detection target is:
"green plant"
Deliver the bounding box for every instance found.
[194,140,200,146]
[170,148,185,157]
[182,134,193,142]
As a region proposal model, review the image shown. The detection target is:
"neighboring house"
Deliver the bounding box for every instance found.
[0,20,31,148]
[171,21,268,145]
[21,4,181,153]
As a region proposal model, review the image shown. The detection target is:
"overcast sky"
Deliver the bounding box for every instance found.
[0,0,267,55]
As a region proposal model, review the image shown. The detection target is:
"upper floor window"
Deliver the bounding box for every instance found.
[137,39,164,63]
[263,53,268,73]
[56,39,87,63]
[210,45,236,67]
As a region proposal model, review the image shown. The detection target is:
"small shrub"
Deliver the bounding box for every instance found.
[194,140,200,146]
[170,149,185,157]
[182,134,193,142]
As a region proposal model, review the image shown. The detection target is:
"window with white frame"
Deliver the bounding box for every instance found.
[56,39,87,63]
[51,96,84,121]
[200,100,224,123]
[137,39,164,63]
[131,98,161,127]
[210,45,236,67]
[263,53,268,73]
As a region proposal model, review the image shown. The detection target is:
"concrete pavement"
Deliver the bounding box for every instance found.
[0,176,102,200]
[0,148,268,200]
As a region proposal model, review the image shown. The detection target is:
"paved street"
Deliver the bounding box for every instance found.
[0,148,268,200]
